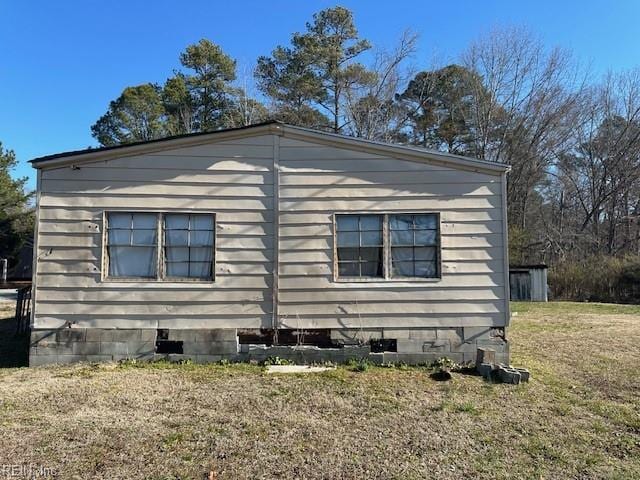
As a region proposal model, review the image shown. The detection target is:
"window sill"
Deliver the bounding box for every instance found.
[334,277,442,285]
[102,278,215,285]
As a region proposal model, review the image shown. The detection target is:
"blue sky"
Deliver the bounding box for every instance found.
[2,0,639,191]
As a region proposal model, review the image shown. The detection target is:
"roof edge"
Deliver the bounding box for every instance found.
[30,120,284,168]
[30,120,510,174]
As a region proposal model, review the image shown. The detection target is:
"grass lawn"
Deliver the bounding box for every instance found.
[0,301,638,479]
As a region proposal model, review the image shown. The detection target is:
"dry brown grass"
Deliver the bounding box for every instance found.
[0,302,638,479]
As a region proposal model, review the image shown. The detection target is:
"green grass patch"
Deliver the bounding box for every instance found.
[511,301,640,315]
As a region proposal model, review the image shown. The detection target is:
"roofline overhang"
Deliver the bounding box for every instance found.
[30,121,510,175]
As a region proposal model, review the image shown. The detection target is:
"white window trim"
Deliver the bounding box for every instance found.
[332,211,442,283]
[101,210,216,283]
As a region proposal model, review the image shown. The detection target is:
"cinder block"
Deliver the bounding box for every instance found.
[195,354,224,364]
[100,342,132,356]
[477,362,494,378]
[182,342,215,355]
[331,329,382,342]
[408,329,437,340]
[515,368,530,382]
[476,348,496,365]
[85,329,103,342]
[85,355,114,363]
[462,351,477,364]
[368,353,384,365]
[205,329,238,342]
[139,330,157,342]
[381,329,412,339]
[436,328,463,342]
[56,329,86,343]
[36,344,74,355]
[498,367,521,384]
[29,355,58,367]
[342,345,371,355]
[213,341,239,354]
[396,339,426,353]
[30,330,56,343]
[449,341,478,353]
[422,339,450,353]
[111,330,141,342]
[73,342,101,355]
[464,327,491,342]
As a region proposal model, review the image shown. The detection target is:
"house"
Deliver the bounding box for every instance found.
[28,121,511,366]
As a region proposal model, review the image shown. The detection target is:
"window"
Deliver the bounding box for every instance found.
[336,215,384,278]
[335,213,440,281]
[107,212,157,278]
[390,214,438,278]
[164,214,214,279]
[105,212,215,281]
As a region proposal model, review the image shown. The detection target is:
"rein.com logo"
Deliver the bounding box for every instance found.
[0,464,57,478]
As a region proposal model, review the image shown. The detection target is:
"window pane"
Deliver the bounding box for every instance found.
[167,262,189,277]
[361,230,382,246]
[360,247,382,262]
[190,247,213,262]
[165,214,189,229]
[191,230,214,246]
[391,247,413,262]
[392,261,414,277]
[391,229,413,246]
[132,213,157,229]
[190,262,212,278]
[108,229,130,245]
[415,261,437,278]
[163,214,214,279]
[415,247,437,261]
[361,261,383,277]
[390,215,412,231]
[414,214,437,230]
[109,246,156,277]
[166,230,188,246]
[166,247,189,262]
[360,215,382,231]
[337,247,358,261]
[336,216,359,231]
[415,229,437,245]
[337,231,359,247]
[338,262,359,277]
[109,213,131,229]
[336,214,383,279]
[132,229,157,246]
[191,215,213,230]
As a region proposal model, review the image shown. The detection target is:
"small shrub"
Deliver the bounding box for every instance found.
[263,356,293,366]
[346,358,370,372]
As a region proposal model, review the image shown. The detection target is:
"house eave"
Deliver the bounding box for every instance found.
[30,121,510,175]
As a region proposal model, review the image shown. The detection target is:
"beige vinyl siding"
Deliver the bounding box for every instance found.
[33,128,508,332]
[276,135,507,329]
[33,135,275,329]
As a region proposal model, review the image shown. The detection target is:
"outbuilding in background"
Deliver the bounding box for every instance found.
[509,265,548,302]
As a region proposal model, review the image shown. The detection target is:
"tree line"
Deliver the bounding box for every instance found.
[3,6,640,299]
[89,6,640,300]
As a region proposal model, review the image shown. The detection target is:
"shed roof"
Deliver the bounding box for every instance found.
[30,120,510,174]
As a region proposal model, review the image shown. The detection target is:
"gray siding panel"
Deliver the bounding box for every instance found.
[276,133,507,329]
[33,136,275,330]
[33,131,507,332]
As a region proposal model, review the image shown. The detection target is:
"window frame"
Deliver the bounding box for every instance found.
[101,210,216,283]
[332,212,442,283]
